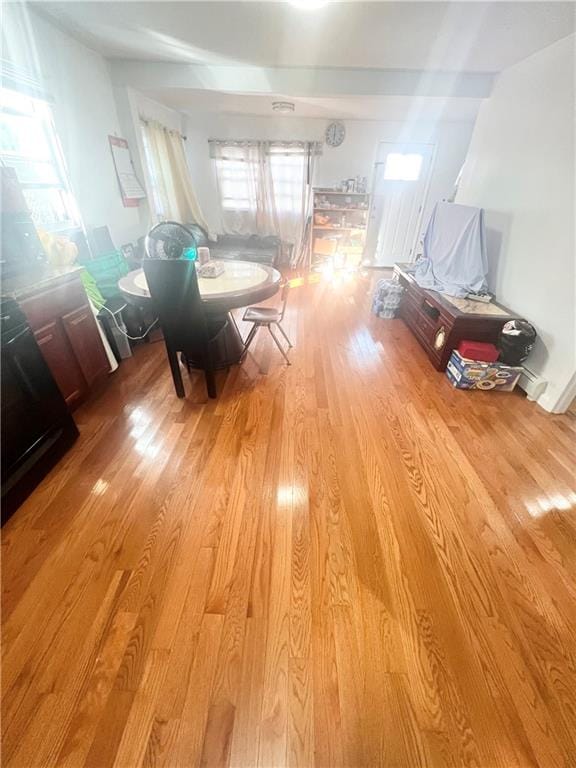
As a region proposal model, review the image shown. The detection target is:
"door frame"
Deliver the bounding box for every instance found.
[368,141,437,266]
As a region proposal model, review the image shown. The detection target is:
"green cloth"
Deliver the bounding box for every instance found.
[81,251,130,300]
[80,269,106,310]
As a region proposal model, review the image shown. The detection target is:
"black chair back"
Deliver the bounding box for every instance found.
[143,258,216,397]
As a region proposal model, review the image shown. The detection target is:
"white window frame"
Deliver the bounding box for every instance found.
[213,143,310,215]
[214,157,252,212]
[269,151,306,214]
[0,87,79,231]
[383,152,424,182]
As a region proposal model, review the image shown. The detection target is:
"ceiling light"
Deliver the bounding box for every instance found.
[289,0,329,8]
[272,101,295,114]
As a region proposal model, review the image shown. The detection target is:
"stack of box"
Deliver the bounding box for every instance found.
[446,350,523,391]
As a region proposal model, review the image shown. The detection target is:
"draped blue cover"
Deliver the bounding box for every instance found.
[414,202,488,297]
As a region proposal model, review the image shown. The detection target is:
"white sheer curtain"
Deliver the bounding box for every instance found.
[209,139,320,262]
[209,141,275,235]
[142,119,209,232]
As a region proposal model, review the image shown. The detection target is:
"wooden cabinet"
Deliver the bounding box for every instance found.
[35,320,86,407]
[18,271,109,409]
[394,263,519,371]
[62,305,109,388]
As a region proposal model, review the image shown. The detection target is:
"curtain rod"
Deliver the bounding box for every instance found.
[208,139,323,156]
[140,116,187,140]
[208,139,321,145]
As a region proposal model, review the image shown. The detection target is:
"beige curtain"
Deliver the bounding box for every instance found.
[142,119,209,232]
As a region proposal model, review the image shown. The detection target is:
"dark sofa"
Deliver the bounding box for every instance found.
[210,234,281,266]
[186,225,281,267]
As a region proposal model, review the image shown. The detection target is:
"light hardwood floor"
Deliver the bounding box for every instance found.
[2,271,576,768]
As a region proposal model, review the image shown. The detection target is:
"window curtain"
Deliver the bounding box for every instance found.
[209,139,320,263]
[209,141,275,236]
[142,119,209,233]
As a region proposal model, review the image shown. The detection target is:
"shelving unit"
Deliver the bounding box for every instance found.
[309,187,370,271]
[314,225,363,231]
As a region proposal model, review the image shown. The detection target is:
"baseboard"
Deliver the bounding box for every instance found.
[518,366,547,402]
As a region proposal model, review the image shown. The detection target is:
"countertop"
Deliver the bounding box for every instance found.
[1,264,84,301]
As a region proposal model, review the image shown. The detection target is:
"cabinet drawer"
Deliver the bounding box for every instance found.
[402,295,437,338]
[399,296,417,326]
[399,290,452,369]
[20,277,87,331]
[414,309,436,342]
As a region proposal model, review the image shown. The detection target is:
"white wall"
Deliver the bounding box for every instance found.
[456,35,575,412]
[113,86,186,233]
[184,111,475,242]
[3,5,146,247]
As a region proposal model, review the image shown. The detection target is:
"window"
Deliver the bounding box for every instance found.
[269,150,307,214]
[215,157,253,211]
[383,153,423,181]
[211,142,310,215]
[210,139,319,258]
[0,87,79,230]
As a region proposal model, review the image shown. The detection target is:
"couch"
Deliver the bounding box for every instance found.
[186,225,281,267]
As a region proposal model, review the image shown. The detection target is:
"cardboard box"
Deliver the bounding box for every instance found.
[313,237,337,256]
[446,351,522,392]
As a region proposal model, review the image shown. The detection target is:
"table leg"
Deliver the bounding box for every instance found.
[185,311,245,370]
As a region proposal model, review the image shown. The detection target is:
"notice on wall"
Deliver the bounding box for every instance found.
[109,135,146,207]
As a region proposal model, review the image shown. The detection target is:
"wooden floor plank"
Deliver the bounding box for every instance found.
[2,271,575,767]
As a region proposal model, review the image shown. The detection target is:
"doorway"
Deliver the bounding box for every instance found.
[366,143,435,267]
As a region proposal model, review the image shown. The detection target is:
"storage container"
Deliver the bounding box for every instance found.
[446,351,522,392]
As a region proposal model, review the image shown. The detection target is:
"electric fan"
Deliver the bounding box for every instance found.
[145,221,197,260]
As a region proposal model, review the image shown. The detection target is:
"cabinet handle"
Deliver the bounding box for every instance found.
[421,299,440,321]
[37,334,54,345]
[69,312,89,326]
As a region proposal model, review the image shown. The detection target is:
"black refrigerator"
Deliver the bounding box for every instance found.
[1,296,79,523]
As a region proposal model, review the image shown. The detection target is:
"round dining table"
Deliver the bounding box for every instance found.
[118,259,282,368]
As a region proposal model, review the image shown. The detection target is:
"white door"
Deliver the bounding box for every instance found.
[366,143,435,267]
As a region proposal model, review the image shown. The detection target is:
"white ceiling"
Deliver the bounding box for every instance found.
[35,1,575,72]
[141,89,484,121]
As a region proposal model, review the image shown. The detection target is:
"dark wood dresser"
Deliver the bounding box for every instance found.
[3,267,110,409]
[394,263,519,371]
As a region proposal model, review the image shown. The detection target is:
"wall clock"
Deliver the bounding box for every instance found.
[325,121,345,148]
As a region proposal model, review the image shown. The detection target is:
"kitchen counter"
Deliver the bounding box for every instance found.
[1,263,110,409]
[1,264,84,301]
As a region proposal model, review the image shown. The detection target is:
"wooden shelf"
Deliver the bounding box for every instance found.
[313,225,367,231]
[314,207,369,213]
[314,190,369,196]
[309,187,370,270]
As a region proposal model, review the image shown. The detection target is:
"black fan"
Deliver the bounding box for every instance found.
[145,221,197,260]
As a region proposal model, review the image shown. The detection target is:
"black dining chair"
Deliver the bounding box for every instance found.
[242,280,292,365]
[143,258,224,399]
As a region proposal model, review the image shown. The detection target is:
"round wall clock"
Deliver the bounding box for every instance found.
[325,121,346,148]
